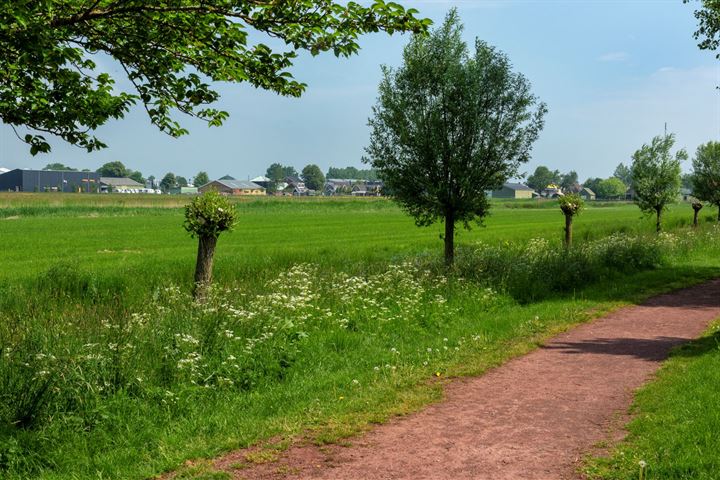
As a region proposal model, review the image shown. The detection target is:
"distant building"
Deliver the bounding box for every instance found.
[199,179,265,196]
[579,187,596,201]
[169,186,199,195]
[100,177,144,193]
[250,176,272,191]
[0,168,99,192]
[0,167,9,174]
[489,183,535,199]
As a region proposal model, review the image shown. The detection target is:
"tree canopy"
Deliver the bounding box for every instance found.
[160,172,177,192]
[613,163,632,186]
[327,166,379,180]
[97,161,129,177]
[596,177,627,199]
[692,140,720,220]
[43,163,77,171]
[526,166,560,192]
[1,1,430,155]
[366,10,546,265]
[194,171,210,187]
[631,134,685,232]
[686,0,720,59]
[301,164,326,191]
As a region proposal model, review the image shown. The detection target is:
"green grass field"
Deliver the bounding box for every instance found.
[1,194,719,479]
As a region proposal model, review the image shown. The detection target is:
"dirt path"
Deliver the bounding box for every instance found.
[210,280,720,480]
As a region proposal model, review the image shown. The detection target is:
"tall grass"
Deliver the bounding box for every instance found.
[1,220,719,478]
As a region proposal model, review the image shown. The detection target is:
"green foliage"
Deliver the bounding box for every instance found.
[583,177,603,195]
[559,193,584,216]
[176,176,189,188]
[526,166,560,191]
[160,172,177,192]
[194,171,210,187]
[128,170,145,185]
[686,0,720,59]
[42,163,76,171]
[613,163,632,186]
[559,170,579,190]
[301,164,326,191]
[327,166,379,180]
[366,9,546,229]
[1,1,430,155]
[631,134,685,219]
[183,191,237,239]
[692,141,720,209]
[596,177,627,199]
[97,161,129,178]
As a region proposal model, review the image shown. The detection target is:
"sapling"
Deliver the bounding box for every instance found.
[183,191,237,301]
[558,193,584,248]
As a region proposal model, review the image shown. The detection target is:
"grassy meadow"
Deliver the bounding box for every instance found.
[1,193,719,479]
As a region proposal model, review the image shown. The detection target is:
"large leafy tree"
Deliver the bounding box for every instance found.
[1,1,429,155]
[160,172,177,192]
[631,134,685,232]
[613,163,632,186]
[366,10,546,265]
[692,141,720,221]
[301,164,326,191]
[97,161,129,177]
[43,163,76,171]
[596,177,627,199]
[559,170,579,191]
[194,171,210,187]
[526,166,560,192]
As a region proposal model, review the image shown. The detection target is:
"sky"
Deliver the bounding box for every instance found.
[1,0,719,183]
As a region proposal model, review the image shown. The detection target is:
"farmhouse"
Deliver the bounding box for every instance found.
[100,177,144,192]
[199,179,265,196]
[489,183,535,199]
[0,168,100,192]
[579,187,596,201]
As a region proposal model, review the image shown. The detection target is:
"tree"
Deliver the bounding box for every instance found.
[559,170,578,191]
[281,166,299,178]
[194,171,210,187]
[526,166,560,192]
[176,176,189,188]
[613,163,632,186]
[128,170,145,184]
[583,177,603,195]
[327,166,380,180]
[559,193,584,248]
[366,10,546,266]
[147,175,156,189]
[265,163,286,192]
[631,134,685,232]
[160,172,176,192]
[681,172,695,190]
[692,200,704,228]
[43,163,76,171]
[596,177,627,199]
[219,174,235,181]
[686,0,720,59]
[692,141,720,221]
[97,161,129,177]
[184,191,237,301]
[2,2,429,155]
[301,164,326,191]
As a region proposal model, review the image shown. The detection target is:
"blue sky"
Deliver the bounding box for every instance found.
[1,0,718,183]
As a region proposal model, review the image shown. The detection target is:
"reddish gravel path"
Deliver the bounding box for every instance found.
[213,280,720,480]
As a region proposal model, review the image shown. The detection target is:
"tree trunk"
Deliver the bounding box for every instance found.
[444,210,455,267]
[717,204,720,222]
[193,235,217,301]
[564,213,573,248]
[656,207,662,233]
[693,208,700,228]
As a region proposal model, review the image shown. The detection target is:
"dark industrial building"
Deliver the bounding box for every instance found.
[0,169,101,193]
